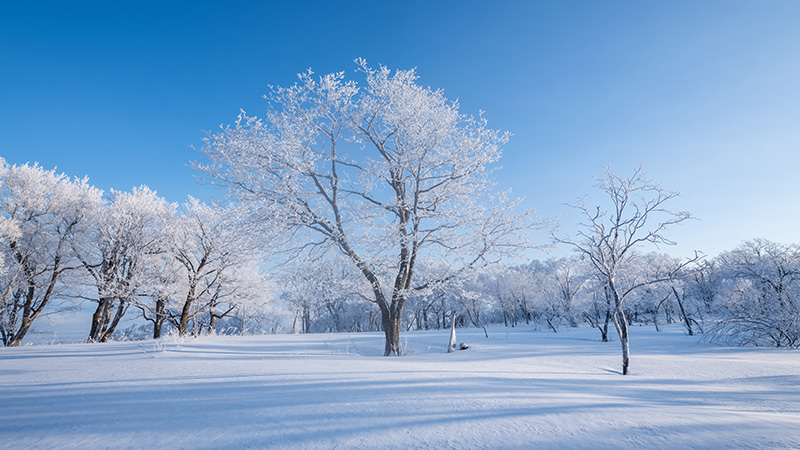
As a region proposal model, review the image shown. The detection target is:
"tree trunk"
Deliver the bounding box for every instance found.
[153,297,166,339]
[612,306,630,375]
[546,318,558,333]
[209,312,217,333]
[99,299,127,343]
[8,260,62,347]
[88,298,112,342]
[303,305,311,334]
[8,285,36,347]
[8,283,40,347]
[447,311,457,353]
[672,287,694,336]
[601,307,611,342]
[382,307,403,356]
[178,298,193,336]
[291,310,299,334]
[8,316,34,348]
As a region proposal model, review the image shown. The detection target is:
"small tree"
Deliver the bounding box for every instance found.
[556,166,696,375]
[549,257,588,328]
[284,254,370,333]
[579,274,614,342]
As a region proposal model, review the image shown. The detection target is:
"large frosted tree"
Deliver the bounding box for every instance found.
[75,186,173,343]
[196,61,532,355]
[0,160,101,346]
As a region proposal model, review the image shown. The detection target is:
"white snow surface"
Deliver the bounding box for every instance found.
[1,325,798,449]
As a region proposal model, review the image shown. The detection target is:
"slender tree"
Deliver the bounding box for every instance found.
[556,166,696,375]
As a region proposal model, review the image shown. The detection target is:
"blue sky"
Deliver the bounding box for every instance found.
[2,1,799,258]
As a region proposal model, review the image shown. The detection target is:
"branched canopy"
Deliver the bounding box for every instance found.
[195,60,536,354]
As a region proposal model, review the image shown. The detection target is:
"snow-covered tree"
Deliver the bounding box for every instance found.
[220,264,275,335]
[166,199,263,337]
[620,252,703,335]
[284,255,371,333]
[547,257,588,328]
[527,257,590,332]
[710,239,800,347]
[401,261,467,332]
[485,264,539,328]
[137,245,181,339]
[75,186,173,343]
[578,273,614,341]
[195,61,534,355]
[556,166,696,375]
[680,259,720,320]
[0,160,101,346]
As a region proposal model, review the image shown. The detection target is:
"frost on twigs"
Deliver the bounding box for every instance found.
[554,166,699,375]
[194,60,545,356]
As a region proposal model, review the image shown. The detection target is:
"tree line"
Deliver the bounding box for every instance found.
[280,239,800,347]
[0,161,272,347]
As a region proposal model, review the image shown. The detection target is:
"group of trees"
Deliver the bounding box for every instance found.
[709,239,800,348]
[0,159,272,347]
[4,61,797,376]
[279,237,800,349]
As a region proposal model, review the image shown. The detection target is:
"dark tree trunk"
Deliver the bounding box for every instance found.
[382,309,403,356]
[178,298,193,337]
[99,300,127,343]
[8,315,34,348]
[88,298,112,342]
[672,287,694,336]
[153,297,166,339]
[8,284,37,347]
[209,312,217,333]
[9,267,62,347]
[601,306,611,342]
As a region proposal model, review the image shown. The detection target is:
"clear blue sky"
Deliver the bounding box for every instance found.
[2,0,799,258]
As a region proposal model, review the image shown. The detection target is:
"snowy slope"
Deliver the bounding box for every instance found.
[1,326,798,449]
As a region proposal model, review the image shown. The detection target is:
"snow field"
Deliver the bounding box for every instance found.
[1,325,798,449]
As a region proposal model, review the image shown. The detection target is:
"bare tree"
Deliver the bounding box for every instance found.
[556,166,696,375]
[195,61,534,355]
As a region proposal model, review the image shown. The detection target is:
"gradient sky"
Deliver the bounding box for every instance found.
[2,1,799,259]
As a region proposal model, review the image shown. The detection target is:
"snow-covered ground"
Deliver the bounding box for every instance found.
[1,325,798,449]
